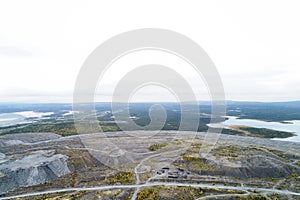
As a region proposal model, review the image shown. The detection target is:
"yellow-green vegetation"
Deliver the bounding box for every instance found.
[138,173,151,182]
[266,148,290,160]
[182,154,203,162]
[101,125,120,132]
[173,138,183,145]
[14,190,134,200]
[189,160,216,171]
[171,162,187,169]
[214,145,239,158]
[274,170,299,192]
[13,191,89,200]
[239,195,268,200]
[108,171,135,184]
[56,148,96,170]
[136,187,159,200]
[100,189,123,199]
[265,177,278,183]
[61,191,89,199]
[190,142,202,148]
[137,186,204,200]
[297,161,300,166]
[186,142,202,153]
[288,170,299,178]
[148,142,168,151]
[183,154,216,171]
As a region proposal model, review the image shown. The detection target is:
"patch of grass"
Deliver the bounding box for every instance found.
[189,161,216,171]
[183,154,216,171]
[214,145,240,158]
[137,187,159,200]
[258,147,291,161]
[108,171,135,184]
[288,171,299,179]
[265,177,278,183]
[137,186,204,200]
[63,191,89,199]
[148,142,168,151]
[171,162,187,169]
[191,142,202,148]
[239,195,268,200]
[186,143,202,154]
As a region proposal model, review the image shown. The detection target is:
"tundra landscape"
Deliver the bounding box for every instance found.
[0,102,299,199]
[1,1,300,199]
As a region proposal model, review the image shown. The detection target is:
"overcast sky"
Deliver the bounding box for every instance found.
[0,0,300,103]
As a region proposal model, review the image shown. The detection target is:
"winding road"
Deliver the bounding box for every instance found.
[0,182,299,200]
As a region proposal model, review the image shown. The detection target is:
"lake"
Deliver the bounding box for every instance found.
[208,116,300,142]
[0,111,54,128]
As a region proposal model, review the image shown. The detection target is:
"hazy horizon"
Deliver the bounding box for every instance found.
[1,1,300,103]
[1,99,300,104]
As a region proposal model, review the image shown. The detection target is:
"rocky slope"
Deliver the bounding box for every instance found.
[0,150,70,194]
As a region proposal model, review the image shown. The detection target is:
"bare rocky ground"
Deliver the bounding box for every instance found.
[0,131,299,199]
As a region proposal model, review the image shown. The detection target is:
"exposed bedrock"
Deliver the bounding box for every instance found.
[0,150,70,194]
[203,156,299,178]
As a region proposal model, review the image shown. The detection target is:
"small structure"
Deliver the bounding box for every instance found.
[155,167,189,179]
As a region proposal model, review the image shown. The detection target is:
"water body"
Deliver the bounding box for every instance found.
[0,113,28,127]
[0,111,53,128]
[209,116,300,142]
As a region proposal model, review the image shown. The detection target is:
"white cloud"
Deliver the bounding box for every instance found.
[0,0,300,102]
